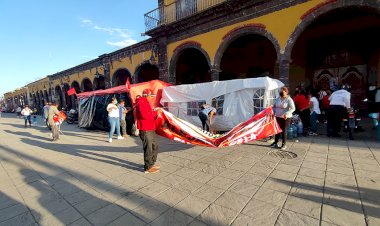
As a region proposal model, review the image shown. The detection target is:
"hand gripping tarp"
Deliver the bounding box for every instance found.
[155,107,281,148]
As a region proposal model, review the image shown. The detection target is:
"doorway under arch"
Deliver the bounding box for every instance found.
[218,34,277,81]
[172,48,211,85]
[135,63,159,83]
[112,69,132,86]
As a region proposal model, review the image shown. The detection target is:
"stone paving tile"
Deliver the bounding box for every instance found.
[107,212,146,226]
[197,203,239,226]
[218,168,245,180]
[283,195,321,219]
[227,181,259,197]
[301,161,326,171]
[173,167,199,179]
[138,181,170,198]
[237,173,267,186]
[276,209,319,226]
[261,177,293,194]
[114,191,150,210]
[0,212,36,226]
[74,197,110,216]
[158,174,186,187]
[188,219,209,226]
[150,208,193,226]
[68,218,93,226]
[253,187,288,207]
[241,199,281,225]
[275,163,300,174]
[172,178,204,194]
[362,200,380,226]
[298,167,325,179]
[193,184,225,202]
[192,171,215,184]
[175,195,211,218]
[206,176,235,190]
[132,200,170,223]
[87,204,126,226]
[36,206,82,226]
[214,190,250,212]
[294,175,324,188]
[155,188,189,206]
[0,203,28,223]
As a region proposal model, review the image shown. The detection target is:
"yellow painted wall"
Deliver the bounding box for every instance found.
[110,50,154,77]
[167,0,325,64]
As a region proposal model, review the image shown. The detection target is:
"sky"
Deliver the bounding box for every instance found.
[0,0,158,97]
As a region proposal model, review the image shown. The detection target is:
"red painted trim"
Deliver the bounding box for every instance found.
[222,23,266,40]
[300,0,338,20]
[173,41,202,53]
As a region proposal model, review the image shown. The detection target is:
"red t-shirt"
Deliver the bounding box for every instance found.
[321,95,330,109]
[135,97,157,131]
[294,94,310,111]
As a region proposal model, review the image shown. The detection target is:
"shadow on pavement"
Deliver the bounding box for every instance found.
[274,178,380,219]
[0,144,220,225]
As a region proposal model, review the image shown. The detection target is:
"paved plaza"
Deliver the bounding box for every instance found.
[0,113,379,226]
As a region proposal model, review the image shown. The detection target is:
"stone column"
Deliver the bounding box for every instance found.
[278,56,290,88]
[157,37,175,84]
[102,55,112,89]
[210,65,220,81]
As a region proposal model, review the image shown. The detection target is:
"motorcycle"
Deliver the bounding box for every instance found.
[342,105,363,140]
[66,109,78,124]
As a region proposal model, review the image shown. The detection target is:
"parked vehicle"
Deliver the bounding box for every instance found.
[342,106,363,140]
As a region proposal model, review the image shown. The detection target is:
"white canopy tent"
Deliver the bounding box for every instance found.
[160,77,284,131]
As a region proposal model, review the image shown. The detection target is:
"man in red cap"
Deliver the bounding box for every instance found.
[135,88,161,174]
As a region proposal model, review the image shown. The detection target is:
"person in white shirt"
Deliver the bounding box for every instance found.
[107,97,124,143]
[327,84,351,137]
[21,105,33,127]
[309,90,321,135]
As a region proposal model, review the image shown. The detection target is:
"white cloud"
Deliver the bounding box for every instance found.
[80,18,137,48]
[106,40,138,48]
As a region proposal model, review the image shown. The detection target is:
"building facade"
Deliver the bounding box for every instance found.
[4,0,380,111]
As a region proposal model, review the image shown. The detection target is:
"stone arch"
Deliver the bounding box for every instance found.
[55,85,63,109]
[282,1,380,61]
[134,61,159,83]
[112,68,132,86]
[214,24,281,80]
[81,78,93,92]
[169,41,212,84]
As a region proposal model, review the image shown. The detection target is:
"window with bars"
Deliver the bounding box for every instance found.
[253,89,277,113]
[211,95,224,115]
[187,100,206,116]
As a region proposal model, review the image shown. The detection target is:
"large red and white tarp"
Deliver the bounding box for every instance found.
[155,107,281,148]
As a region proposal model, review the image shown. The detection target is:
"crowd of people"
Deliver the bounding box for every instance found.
[6,83,379,174]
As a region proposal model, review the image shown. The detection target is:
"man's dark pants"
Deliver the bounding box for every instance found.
[139,130,158,171]
[198,112,210,131]
[327,105,345,136]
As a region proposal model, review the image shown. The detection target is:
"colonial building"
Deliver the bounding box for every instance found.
[4,0,380,111]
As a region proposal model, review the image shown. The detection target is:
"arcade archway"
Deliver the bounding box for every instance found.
[93,76,106,90]
[218,34,277,81]
[171,47,211,85]
[55,86,63,109]
[135,63,159,83]
[112,69,131,86]
[288,6,380,107]
[81,78,93,92]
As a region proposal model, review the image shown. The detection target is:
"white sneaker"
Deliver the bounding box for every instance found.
[117,136,124,140]
[108,138,112,143]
